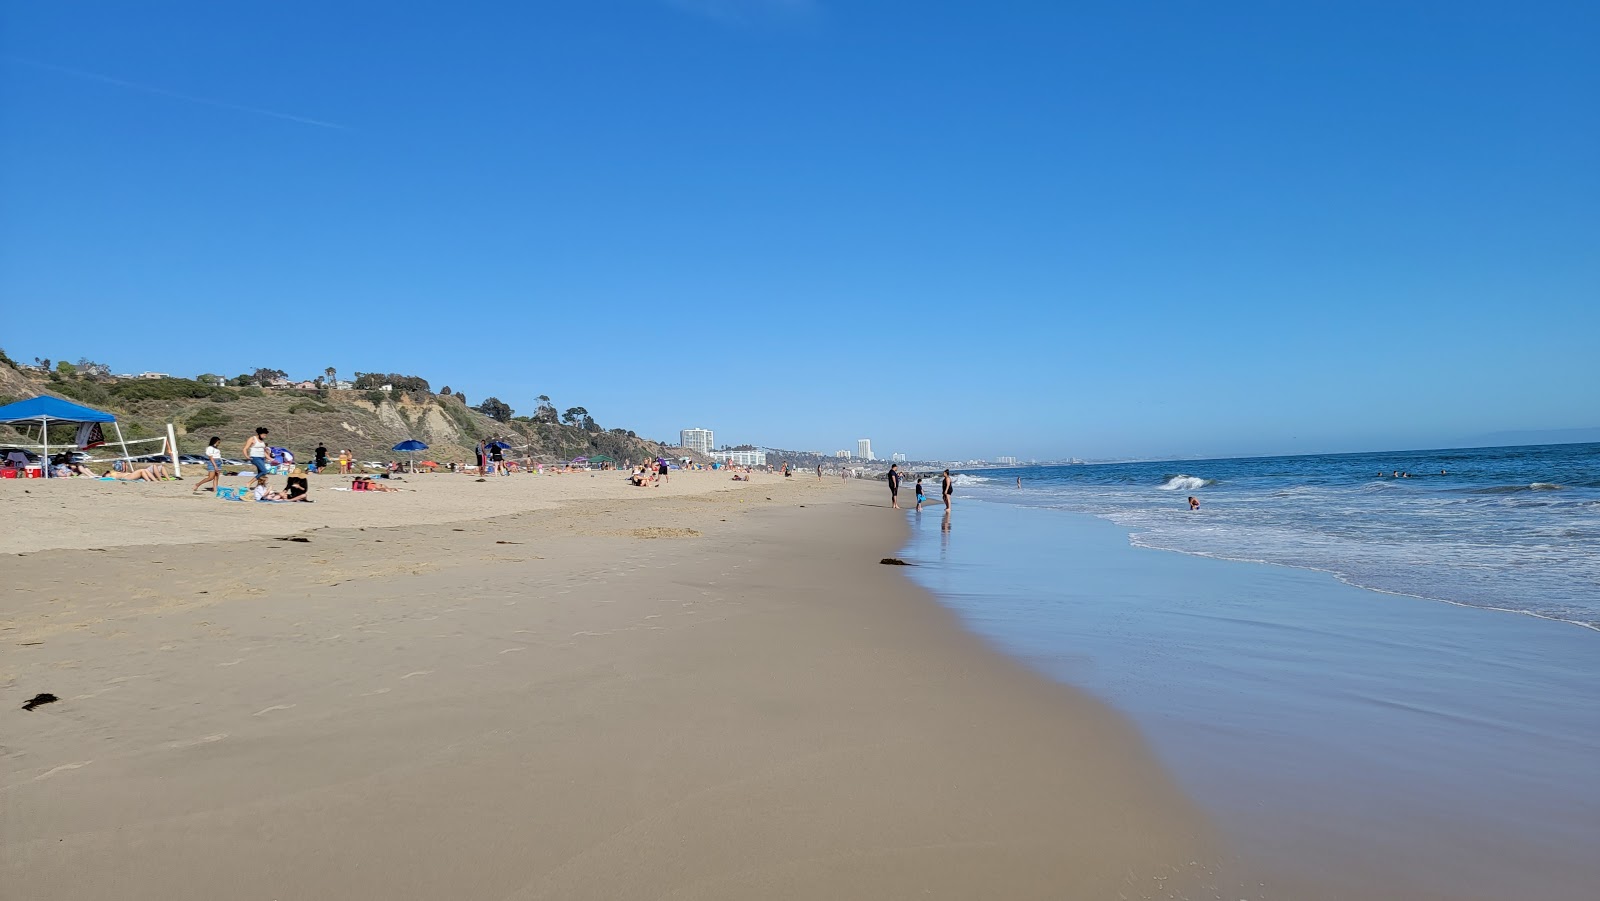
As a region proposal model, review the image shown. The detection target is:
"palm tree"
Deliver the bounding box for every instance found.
[325,366,337,387]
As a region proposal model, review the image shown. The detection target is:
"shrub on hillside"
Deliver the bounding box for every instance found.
[53,379,113,407]
[109,378,233,404]
[186,406,233,431]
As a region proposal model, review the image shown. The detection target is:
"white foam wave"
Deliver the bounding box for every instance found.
[1158,475,1211,491]
[952,474,995,487]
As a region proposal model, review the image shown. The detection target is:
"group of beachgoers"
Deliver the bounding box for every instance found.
[32,453,176,482]
[885,464,954,513]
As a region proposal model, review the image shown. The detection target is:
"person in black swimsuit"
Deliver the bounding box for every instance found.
[887,463,900,510]
[941,469,953,508]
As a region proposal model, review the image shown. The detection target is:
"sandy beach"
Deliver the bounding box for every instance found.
[2,473,1234,899]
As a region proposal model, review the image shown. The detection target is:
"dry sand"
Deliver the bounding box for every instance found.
[2,473,1242,899]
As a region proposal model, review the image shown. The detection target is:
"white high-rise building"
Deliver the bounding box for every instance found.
[680,428,714,455]
[857,438,873,461]
[719,449,767,466]
[891,453,906,463]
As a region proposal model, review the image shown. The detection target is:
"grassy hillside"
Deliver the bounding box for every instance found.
[0,362,667,466]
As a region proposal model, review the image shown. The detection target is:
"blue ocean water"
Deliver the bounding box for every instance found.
[950,442,1600,629]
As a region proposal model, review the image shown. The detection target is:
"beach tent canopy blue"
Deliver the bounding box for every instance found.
[0,395,117,423]
[487,440,511,450]
[0,395,129,479]
[392,440,428,451]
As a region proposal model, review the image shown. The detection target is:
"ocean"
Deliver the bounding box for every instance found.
[893,441,1600,899]
[950,441,1600,628]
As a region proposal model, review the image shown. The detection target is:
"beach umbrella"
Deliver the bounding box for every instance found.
[392,439,428,472]
[487,440,512,450]
[418,460,439,468]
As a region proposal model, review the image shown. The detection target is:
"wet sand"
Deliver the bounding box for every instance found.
[3,477,1235,899]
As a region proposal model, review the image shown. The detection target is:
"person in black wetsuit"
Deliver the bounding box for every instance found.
[314,443,329,472]
[887,463,900,510]
[941,469,953,509]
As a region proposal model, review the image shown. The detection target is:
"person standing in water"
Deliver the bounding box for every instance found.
[887,463,901,510]
[1016,475,1021,488]
[1188,495,1200,511]
[941,469,954,509]
[914,476,926,511]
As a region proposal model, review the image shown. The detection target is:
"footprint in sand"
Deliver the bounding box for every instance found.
[252,704,296,717]
[168,733,228,750]
[36,761,92,781]
[217,658,244,667]
[360,687,392,697]
[498,647,526,654]
[400,671,432,679]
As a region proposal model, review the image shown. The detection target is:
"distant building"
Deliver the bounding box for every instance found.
[292,381,318,390]
[719,449,767,467]
[680,428,714,455]
[138,372,170,380]
[857,438,873,461]
[995,456,1017,465]
[891,453,906,463]
[835,450,850,458]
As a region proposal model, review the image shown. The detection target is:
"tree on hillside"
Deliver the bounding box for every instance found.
[561,406,587,425]
[252,367,287,387]
[325,366,337,386]
[76,358,111,380]
[56,361,77,376]
[533,395,558,424]
[440,386,451,396]
[476,397,514,422]
[34,357,52,371]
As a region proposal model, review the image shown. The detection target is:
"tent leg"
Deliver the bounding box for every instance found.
[112,421,131,471]
[42,419,48,479]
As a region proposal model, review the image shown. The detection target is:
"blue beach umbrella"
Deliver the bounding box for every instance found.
[392,439,428,471]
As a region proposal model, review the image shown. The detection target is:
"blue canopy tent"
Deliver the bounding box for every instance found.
[0,396,130,480]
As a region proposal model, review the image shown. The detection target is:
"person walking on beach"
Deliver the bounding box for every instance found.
[817,463,822,479]
[243,427,271,489]
[941,469,953,509]
[339,448,351,474]
[914,476,925,511]
[192,436,223,494]
[887,463,901,510]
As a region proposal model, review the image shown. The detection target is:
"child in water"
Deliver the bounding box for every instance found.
[1188,496,1200,511]
[915,477,926,511]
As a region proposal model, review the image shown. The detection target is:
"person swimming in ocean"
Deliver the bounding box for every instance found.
[1188,495,1200,511]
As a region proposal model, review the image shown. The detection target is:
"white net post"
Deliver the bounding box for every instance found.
[166,423,181,477]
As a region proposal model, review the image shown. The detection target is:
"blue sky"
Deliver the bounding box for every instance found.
[2,1,1595,460]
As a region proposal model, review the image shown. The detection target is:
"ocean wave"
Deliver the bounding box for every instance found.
[1464,483,1568,494]
[1158,475,1213,491]
[952,474,995,487]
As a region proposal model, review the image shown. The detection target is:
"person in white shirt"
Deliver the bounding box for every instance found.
[243,427,271,488]
[193,436,224,495]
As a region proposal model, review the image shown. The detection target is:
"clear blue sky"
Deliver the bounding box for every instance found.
[3,1,1595,460]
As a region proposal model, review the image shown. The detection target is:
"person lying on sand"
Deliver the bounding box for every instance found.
[102,467,162,482]
[352,476,399,492]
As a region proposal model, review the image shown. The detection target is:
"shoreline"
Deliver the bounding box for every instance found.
[3,477,1242,899]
